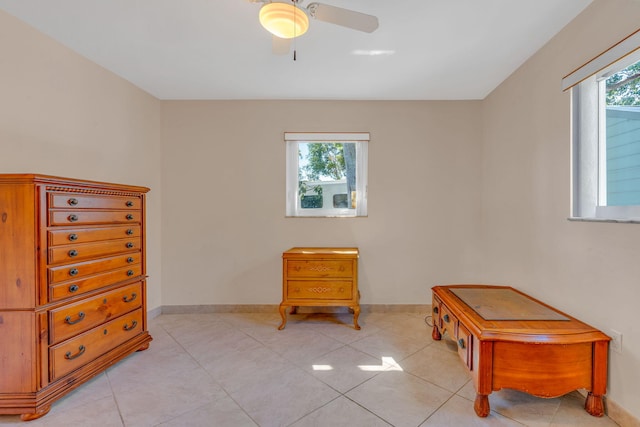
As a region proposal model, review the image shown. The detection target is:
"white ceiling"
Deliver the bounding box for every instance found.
[0,0,592,100]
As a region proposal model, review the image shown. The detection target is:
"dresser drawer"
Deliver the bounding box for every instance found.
[48,237,141,264]
[49,265,143,302]
[48,253,141,284]
[287,280,353,300]
[49,210,141,226]
[49,283,142,345]
[48,225,141,246]
[49,193,141,210]
[287,260,353,278]
[49,308,143,381]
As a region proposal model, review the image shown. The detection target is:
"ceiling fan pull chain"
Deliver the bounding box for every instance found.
[293,0,298,61]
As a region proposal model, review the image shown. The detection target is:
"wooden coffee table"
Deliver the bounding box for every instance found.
[431,284,610,417]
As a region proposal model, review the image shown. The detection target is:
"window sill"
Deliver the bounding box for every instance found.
[567,217,640,224]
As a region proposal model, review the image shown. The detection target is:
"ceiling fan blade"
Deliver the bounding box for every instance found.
[272,35,291,55]
[306,2,378,33]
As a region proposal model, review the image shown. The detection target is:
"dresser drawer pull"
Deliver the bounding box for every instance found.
[126,229,134,235]
[64,312,85,325]
[126,242,135,248]
[126,214,134,220]
[68,214,78,222]
[123,320,138,331]
[458,338,466,349]
[68,198,79,206]
[69,284,79,293]
[433,306,439,314]
[126,257,134,263]
[339,288,344,292]
[443,314,450,323]
[64,345,86,360]
[68,249,78,257]
[126,200,134,207]
[68,233,79,241]
[123,292,137,303]
[69,268,79,276]
[127,270,135,277]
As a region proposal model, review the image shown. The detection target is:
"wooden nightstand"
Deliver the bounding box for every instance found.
[278,247,360,330]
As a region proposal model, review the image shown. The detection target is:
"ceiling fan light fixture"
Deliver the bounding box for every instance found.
[259,2,309,39]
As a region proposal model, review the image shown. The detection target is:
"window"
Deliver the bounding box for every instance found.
[565,30,640,221]
[285,133,368,217]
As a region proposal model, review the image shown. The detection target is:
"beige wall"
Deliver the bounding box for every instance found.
[161,100,483,306]
[0,10,163,311]
[481,0,640,419]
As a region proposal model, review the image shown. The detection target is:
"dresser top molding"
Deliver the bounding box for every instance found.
[0,174,149,193]
[432,284,610,344]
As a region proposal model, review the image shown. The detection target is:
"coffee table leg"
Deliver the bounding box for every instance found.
[278,304,287,330]
[432,325,441,340]
[585,392,605,417]
[474,394,490,417]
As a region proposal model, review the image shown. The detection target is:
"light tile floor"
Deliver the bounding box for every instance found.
[0,312,621,427]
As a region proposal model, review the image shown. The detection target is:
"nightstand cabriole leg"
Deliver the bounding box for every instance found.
[278,304,288,330]
[352,305,361,330]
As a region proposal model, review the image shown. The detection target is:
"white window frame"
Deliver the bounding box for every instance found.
[564,30,640,221]
[285,132,368,217]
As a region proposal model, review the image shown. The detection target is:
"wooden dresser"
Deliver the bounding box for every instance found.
[0,174,152,421]
[279,247,360,330]
[431,284,610,418]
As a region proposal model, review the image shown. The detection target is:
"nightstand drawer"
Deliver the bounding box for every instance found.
[287,260,353,278]
[49,283,142,344]
[287,280,353,300]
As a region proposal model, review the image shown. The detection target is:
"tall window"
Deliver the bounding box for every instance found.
[285,133,368,217]
[565,30,640,220]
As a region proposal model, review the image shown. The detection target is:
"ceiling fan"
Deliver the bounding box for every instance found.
[247,0,379,54]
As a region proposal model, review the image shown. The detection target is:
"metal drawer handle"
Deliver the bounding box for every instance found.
[123,292,137,303]
[126,270,135,277]
[123,320,138,331]
[68,198,79,206]
[458,338,466,349]
[126,257,134,263]
[68,249,78,257]
[126,242,134,248]
[69,268,79,276]
[69,284,79,293]
[68,214,78,222]
[443,314,450,323]
[126,200,134,207]
[433,306,439,314]
[64,312,85,325]
[126,229,134,235]
[64,345,86,360]
[126,214,134,220]
[68,233,79,241]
